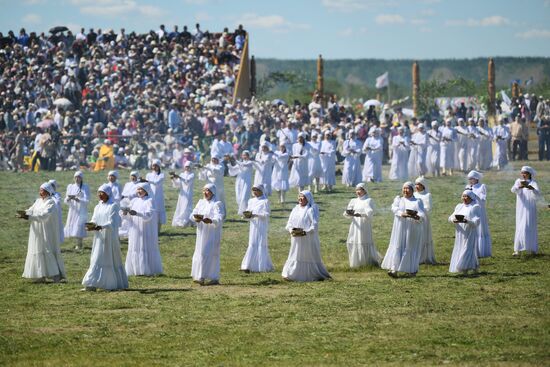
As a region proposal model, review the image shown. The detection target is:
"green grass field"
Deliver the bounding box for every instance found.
[1,162,549,366]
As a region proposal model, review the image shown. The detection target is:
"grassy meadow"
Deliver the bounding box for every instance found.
[0,161,549,366]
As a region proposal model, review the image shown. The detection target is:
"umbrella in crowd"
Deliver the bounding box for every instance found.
[210,83,228,92]
[53,98,73,109]
[364,99,382,108]
[49,26,69,34]
[37,119,55,129]
[271,99,287,106]
[205,100,222,108]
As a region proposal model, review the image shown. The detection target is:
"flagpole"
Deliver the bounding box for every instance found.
[387,83,391,105]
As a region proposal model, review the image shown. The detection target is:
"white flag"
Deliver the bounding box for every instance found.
[375,72,389,89]
[500,90,511,106]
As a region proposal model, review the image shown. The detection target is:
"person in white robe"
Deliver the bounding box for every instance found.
[106,170,122,203]
[466,119,480,171]
[20,182,66,283]
[124,182,163,276]
[319,131,336,192]
[426,121,441,177]
[362,127,384,183]
[271,143,290,204]
[82,184,128,291]
[289,133,310,191]
[466,170,492,258]
[64,171,89,250]
[119,171,140,237]
[388,127,410,180]
[477,118,493,170]
[241,184,274,273]
[408,124,428,178]
[414,177,436,264]
[199,156,226,214]
[307,132,323,193]
[511,166,541,255]
[448,190,481,274]
[343,183,381,268]
[381,181,425,277]
[282,190,331,282]
[341,131,362,187]
[493,118,510,170]
[439,119,456,176]
[48,179,64,244]
[190,183,224,285]
[456,118,469,172]
[228,151,254,216]
[170,161,195,227]
[253,143,275,196]
[145,159,166,233]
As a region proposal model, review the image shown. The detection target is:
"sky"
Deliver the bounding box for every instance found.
[1,0,550,60]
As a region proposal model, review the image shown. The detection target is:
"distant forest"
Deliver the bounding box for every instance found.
[255,57,550,104]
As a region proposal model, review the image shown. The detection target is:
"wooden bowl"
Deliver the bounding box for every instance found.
[346,209,355,216]
[193,214,204,220]
[406,209,417,216]
[243,211,253,218]
[85,222,97,231]
[455,214,465,222]
[520,180,529,187]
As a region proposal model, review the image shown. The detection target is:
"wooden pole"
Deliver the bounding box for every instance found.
[487,58,496,126]
[512,81,520,99]
[250,55,256,97]
[412,61,420,118]
[317,54,324,107]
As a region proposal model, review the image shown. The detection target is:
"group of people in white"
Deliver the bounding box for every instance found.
[18,154,541,288]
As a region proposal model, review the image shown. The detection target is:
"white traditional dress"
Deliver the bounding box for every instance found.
[64,182,90,239]
[119,179,138,237]
[381,195,425,274]
[124,184,163,276]
[467,181,492,258]
[82,187,128,290]
[319,139,336,186]
[200,162,226,209]
[171,171,195,227]
[493,124,510,169]
[456,125,469,171]
[511,177,540,253]
[23,193,66,280]
[51,190,64,243]
[408,131,428,178]
[426,127,441,176]
[253,151,275,196]
[190,186,224,282]
[307,140,323,185]
[341,138,362,187]
[466,126,479,171]
[241,192,274,272]
[362,135,383,183]
[107,182,122,203]
[439,126,456,171]
[271,150,290,193]
[343,194,381,267]
[228,160,254,215]
[289,142,310,188]
[282,191,331,282]
[477,125,493,170]
[448,200,481,273]
[145,171,166,225]
[414,188,436,264]
[388,135,410,180]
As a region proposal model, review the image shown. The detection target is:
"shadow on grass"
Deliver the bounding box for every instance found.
[220,278,285,286]
[124,288,192,294]
[271,208,291,212]
[159,232,194,238]
[225,218,247,223]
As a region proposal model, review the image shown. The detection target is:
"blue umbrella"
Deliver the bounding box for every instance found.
[271,99,287,106]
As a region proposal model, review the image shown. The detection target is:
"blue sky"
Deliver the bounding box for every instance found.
[1,0,549,59]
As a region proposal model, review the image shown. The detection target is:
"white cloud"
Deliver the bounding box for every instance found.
[74,0,164,18]
[195,11,211,22]
[420,27,432,33]
[321,0,370,12]
[338,27,354,37]
[515,29,550,39]
[419,8,436,16]
[236,13,310,32]
[184,0,210,4]
[375,14,405,25]
[410,18,427,25]
[22,13,42,24]
[445,15,511,27]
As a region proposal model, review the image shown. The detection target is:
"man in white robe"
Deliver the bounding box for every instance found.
[511,166,541,255]
[20,182,66,283]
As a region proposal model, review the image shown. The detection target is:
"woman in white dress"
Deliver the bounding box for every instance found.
[439,119,456,176]
[253,143,275,196]
[511,166,541,255]
[466,170,492,258]
[388,127,410,181]
[477,118,493,171]
[408,124,428,178]
[119,171,140,238]
[82,184,128,291]
[241,184,274,273]
[228,150,254,216]
[426,121,441,177]
[448,190,480,274]
[190,183,224,285]
[200,156,226,214]
[343,183,381,268]
[282,190,331,282]
[414,177,436,264]
[492,118,510,170]
[319,131,336,192]
[382,181,425,277]
[124,182,163,276]
[107,170,122,203]
[362,127,384,183]
[64,171,89,250]
[20,182,66,283]
[48,179,64,244]
[289,133,310,191]
[171,161,195,227]
[271,143,290,204]
[307,132,323,193]
[341,131,362,187]
[145,159,166,234]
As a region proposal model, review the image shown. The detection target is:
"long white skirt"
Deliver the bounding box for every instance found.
[381,217,423,273]
[282,231,331,282]
[449,224,479,273]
